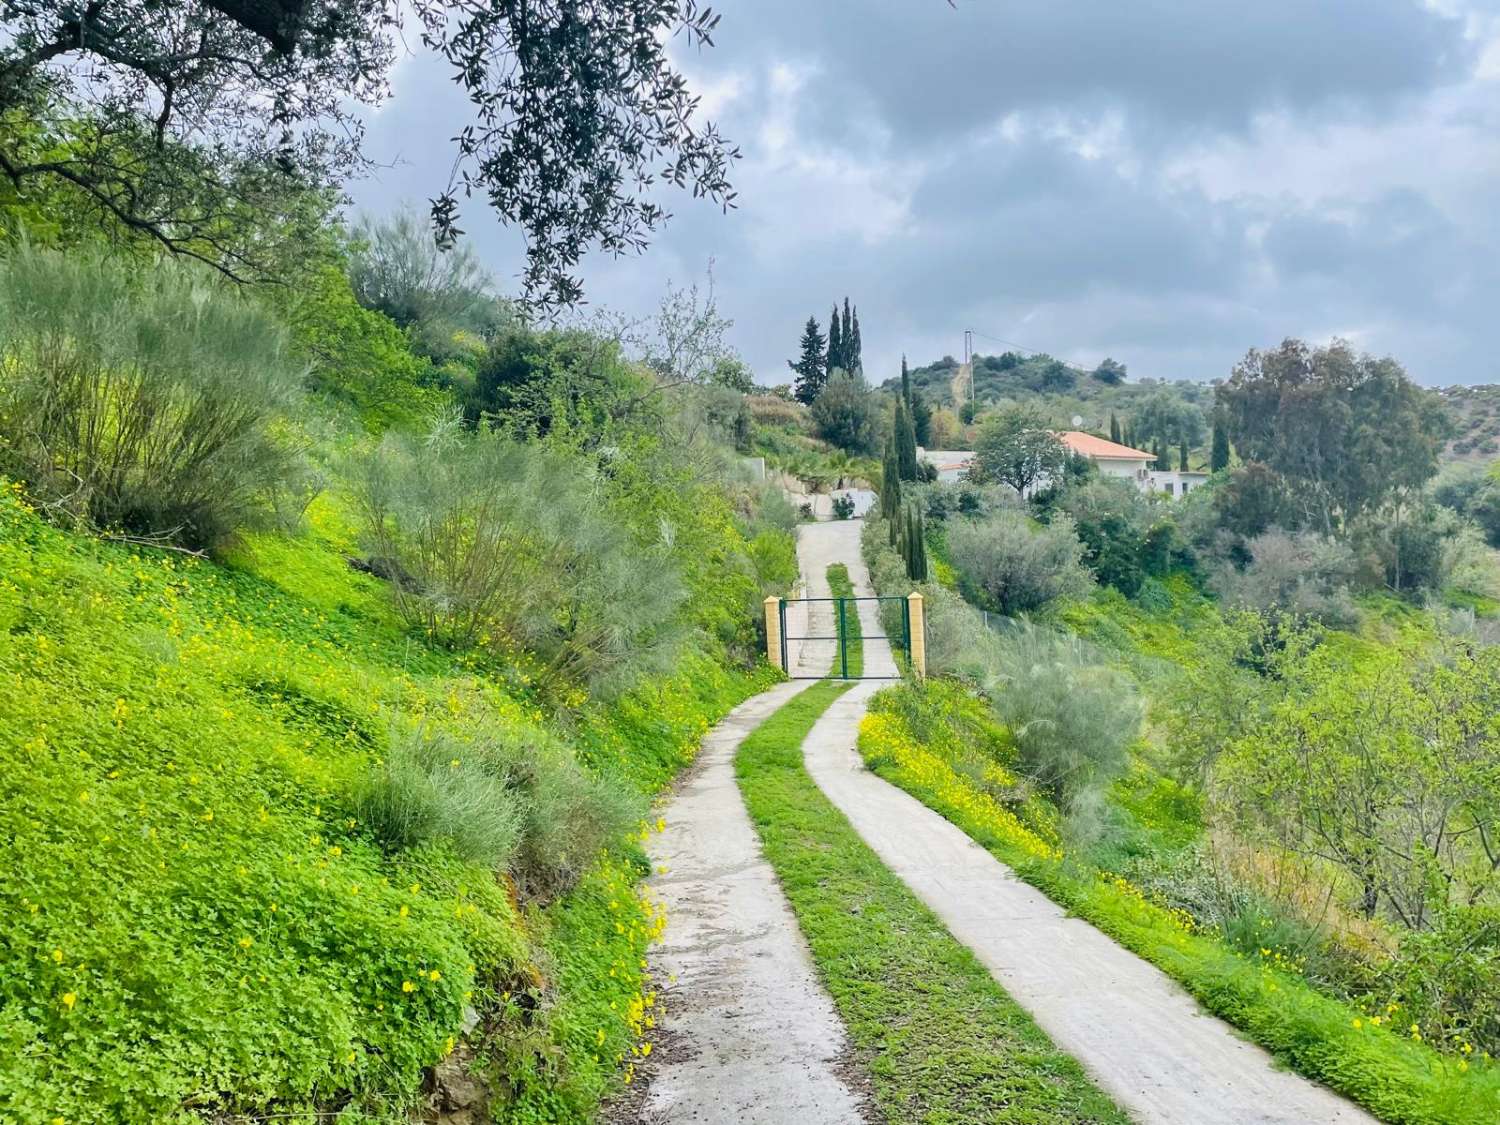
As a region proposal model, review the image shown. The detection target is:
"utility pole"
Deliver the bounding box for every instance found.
[962,330,975,405]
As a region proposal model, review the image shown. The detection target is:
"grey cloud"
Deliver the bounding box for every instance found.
[349,2,1500,388]
[708,0,1472,148]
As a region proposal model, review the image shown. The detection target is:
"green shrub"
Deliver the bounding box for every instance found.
[353,726,526,869]
[353,422,685,698]
[0,245,306,548]
[1209,528,1359,627]
[947,509,1094,616]
[976,621,1142,807]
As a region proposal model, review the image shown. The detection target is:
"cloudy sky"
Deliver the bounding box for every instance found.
[351,0,1500,388]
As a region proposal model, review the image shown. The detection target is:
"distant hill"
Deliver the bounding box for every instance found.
[1437,385,1500,463]
[894,352,1500,470]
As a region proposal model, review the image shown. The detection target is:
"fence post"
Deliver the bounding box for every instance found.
[907,591,926,680]
[765,595,783,671]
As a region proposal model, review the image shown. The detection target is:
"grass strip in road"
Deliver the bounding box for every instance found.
[825,563,863,678]
[736,680,1128,1125]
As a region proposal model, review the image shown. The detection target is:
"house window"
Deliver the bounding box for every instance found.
[1163,482,1175,495]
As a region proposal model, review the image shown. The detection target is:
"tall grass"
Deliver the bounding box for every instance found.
[353,420,686,698]
[354,721,646,898]
[0,245,307,548]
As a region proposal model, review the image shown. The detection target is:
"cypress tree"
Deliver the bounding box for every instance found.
[1179,439,1189,472]
[911,392,932,447]
[826,305,842,375]
[896,402,919,481]
[841,298,852,362]
[904,504,928,581]
[1109,412,1121,444]
[849,305,863,374]
[881,436,901,521]
[902,354,932,447]
[1154,438,1170,472]
[1210,415,1230,472]
[788,316,827,405]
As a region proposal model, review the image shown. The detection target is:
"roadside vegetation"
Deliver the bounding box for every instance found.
[736,681,1129,1125]
[0,190,794,1121]
[845,333,1500,1124]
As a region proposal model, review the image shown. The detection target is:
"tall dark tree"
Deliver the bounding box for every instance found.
[1210,414,1231,472]
[901,355,932,446]
[788,316,827,405]
[881,436,902,522]
[895,402,919,481]
[1179,439,1189,472]
[826,305,843,375]
[838,298,854,372]
[1154,438,1171,472]
[0,1,738,304]
[1109,412,1121,444]
[902,503,928,581]
[848,305,863,374]
[1093,357,1127,385]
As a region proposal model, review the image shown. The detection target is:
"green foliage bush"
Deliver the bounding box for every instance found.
[354,423,685,698]
[1209,528,1359,627]
[809,369,880,455]
[973,621,1142,807]
[947,509,1094,616]
[0,246,306,548]
[353,725,528,869]
[278,263,450,432]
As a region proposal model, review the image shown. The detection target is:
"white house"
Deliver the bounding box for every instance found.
[920,434,1206,497]
[1056,432,1207,498]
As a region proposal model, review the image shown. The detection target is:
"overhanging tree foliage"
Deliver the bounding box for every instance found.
[1,1,739,304]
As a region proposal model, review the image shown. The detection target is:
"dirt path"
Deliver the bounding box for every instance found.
[794,519,1376,1125]
[616,681,872,1125]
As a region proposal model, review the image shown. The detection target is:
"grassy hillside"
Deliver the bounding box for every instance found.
[0,480,773,1122]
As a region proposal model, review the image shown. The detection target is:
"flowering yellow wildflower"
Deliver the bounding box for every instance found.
[51,948,63,964]
[402,980,415,993]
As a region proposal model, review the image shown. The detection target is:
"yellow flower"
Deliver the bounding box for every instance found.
[402,980,416,993]
[1351,1019,1362,1029]
[61,992,77,1010]
[399,905,410,918]
[428,970,441,982]
[51,948,63,964]
[238,936,253,949]
[640,1042,652,1056]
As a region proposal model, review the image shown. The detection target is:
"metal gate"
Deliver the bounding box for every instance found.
[778,595,910,680]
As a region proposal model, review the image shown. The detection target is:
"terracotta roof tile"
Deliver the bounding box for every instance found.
[1057,431,1156,460]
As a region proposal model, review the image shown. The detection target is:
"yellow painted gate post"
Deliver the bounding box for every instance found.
[765,595,783,671]
[907,591,926,679]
